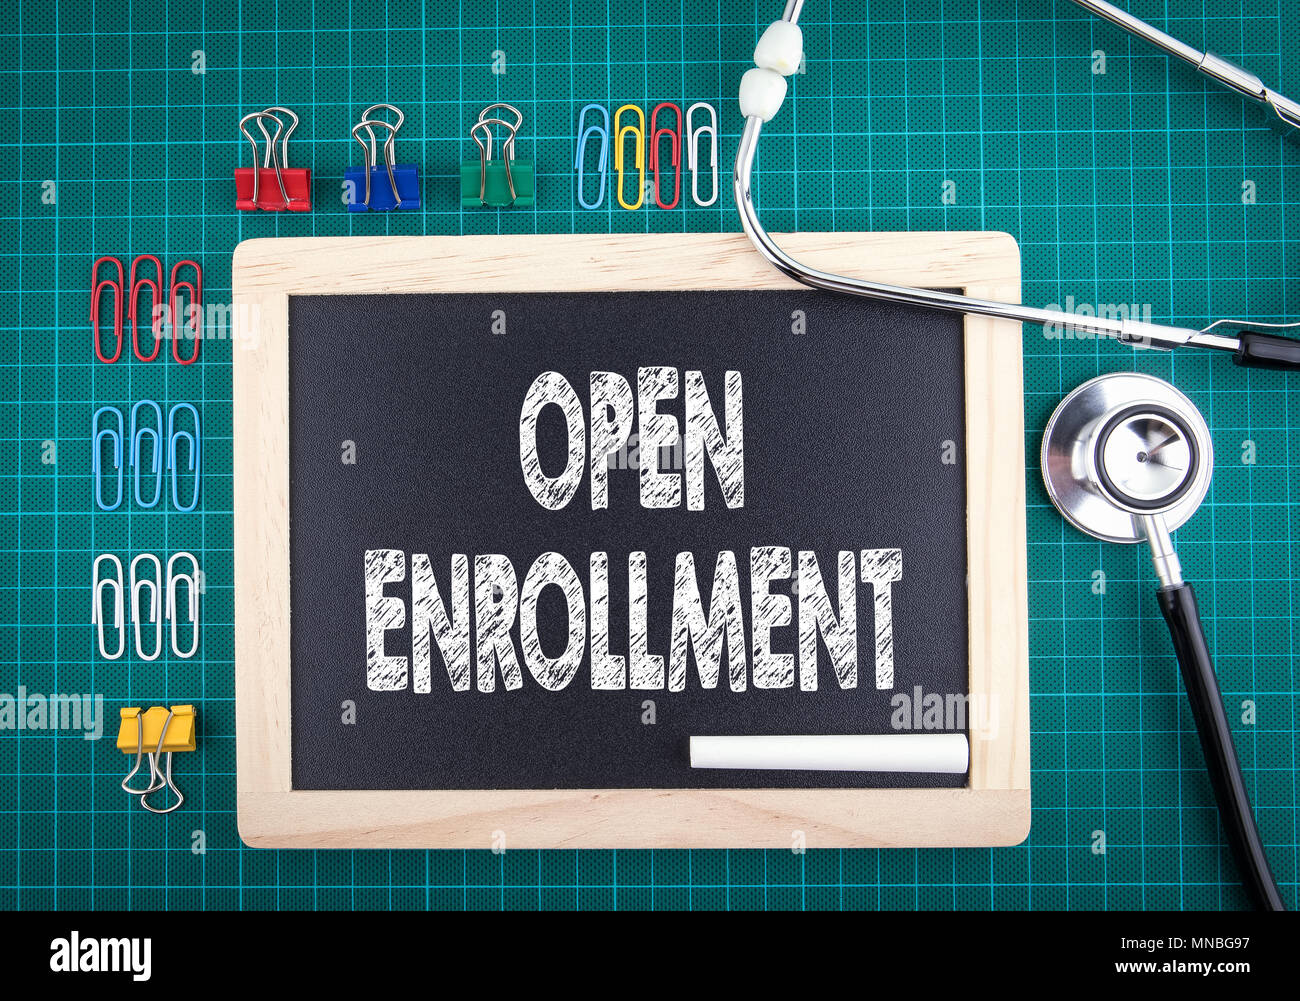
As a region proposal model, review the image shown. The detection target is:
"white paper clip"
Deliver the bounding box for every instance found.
[166,552,201,659]
[686,102,718,207]
[130,554,164,661]
[91,554,125,660]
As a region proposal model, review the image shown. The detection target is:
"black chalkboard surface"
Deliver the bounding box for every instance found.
[287,289,968,791]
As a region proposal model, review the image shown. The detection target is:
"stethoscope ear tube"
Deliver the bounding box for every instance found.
[1157,582,1285,911]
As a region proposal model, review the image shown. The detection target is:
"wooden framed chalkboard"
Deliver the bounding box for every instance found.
[233,233,1029,849]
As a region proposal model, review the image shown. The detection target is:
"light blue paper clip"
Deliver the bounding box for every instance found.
[168,403,201,513]
[92,407,124,511]
[130,401,165,509]
[575,104,610,210]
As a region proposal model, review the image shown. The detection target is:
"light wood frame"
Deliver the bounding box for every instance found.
[233,233,1029,849]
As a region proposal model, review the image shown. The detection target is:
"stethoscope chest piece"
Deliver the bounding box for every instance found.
[1041,372,1212,544]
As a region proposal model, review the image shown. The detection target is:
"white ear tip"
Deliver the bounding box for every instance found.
[754,20,803,76]
[739,67,788,122]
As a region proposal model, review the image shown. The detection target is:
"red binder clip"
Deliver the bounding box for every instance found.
[235,107,311,211]
[128,254,164,362]
[91,256,124,364]
[649,102,682,210]
[169,260,202,365]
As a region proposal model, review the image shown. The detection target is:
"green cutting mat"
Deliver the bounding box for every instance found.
[2,0,1297,911]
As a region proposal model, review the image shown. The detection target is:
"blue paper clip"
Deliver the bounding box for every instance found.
[575,104,609,209]
[168,403,201,513]
[345,104,420,211]
[130,401,165,509]
[92,407,124,511]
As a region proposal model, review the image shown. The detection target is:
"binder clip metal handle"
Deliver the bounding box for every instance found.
[260,106,299,170]
[119,709,167,797]
[471,118,520,204]
[478,103,522,156]
[140,747,185,815]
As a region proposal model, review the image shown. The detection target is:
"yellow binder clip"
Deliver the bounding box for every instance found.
[614,104,646,210]
[117,705,196,814]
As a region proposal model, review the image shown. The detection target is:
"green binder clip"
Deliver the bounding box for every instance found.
[460,103,534,207]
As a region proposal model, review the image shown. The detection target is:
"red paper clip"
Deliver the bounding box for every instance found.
[91,257,124,364]
[236,108,312,212]
[169,260,202,365]
[128,255,164,362]
[649,103,682,210]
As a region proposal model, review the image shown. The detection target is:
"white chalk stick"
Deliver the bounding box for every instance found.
[689,734,970,773]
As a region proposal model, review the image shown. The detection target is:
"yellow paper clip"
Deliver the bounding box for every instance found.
[117,705,196,814]
[614,104,645,210]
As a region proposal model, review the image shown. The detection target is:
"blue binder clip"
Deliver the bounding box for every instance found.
[345,104,420,212]
[92,406,124,511]
[130,400,165,509]
[168,403,201,513]
[575,104,609,209]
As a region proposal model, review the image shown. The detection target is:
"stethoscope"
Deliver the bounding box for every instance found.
[735,2,1294,909]
[1042,374,1283,910]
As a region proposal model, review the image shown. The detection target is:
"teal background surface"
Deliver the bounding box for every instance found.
[1,0,1298,910]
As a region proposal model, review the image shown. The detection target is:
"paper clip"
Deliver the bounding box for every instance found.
[649,103,682,210]
[236,107,311,212]
[169,260,202,365]
[574,104,609,209]
[92,554,126,660]
[118,705,196,814]
[686,102,719,207]
[128,255,164,362]
[346,104,420,211]
[92,407,124,512]
[130,554,164,661]
[614,105,646,210]
[168,403,201,513]
[91,257,124,364]
[167,552,201,659]
[461,104,535,208]
[129,400,165,509]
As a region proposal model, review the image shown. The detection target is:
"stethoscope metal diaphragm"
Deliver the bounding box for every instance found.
[1040,372,1213,544]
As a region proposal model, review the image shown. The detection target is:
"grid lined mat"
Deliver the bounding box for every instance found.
[3,0,1298,911]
